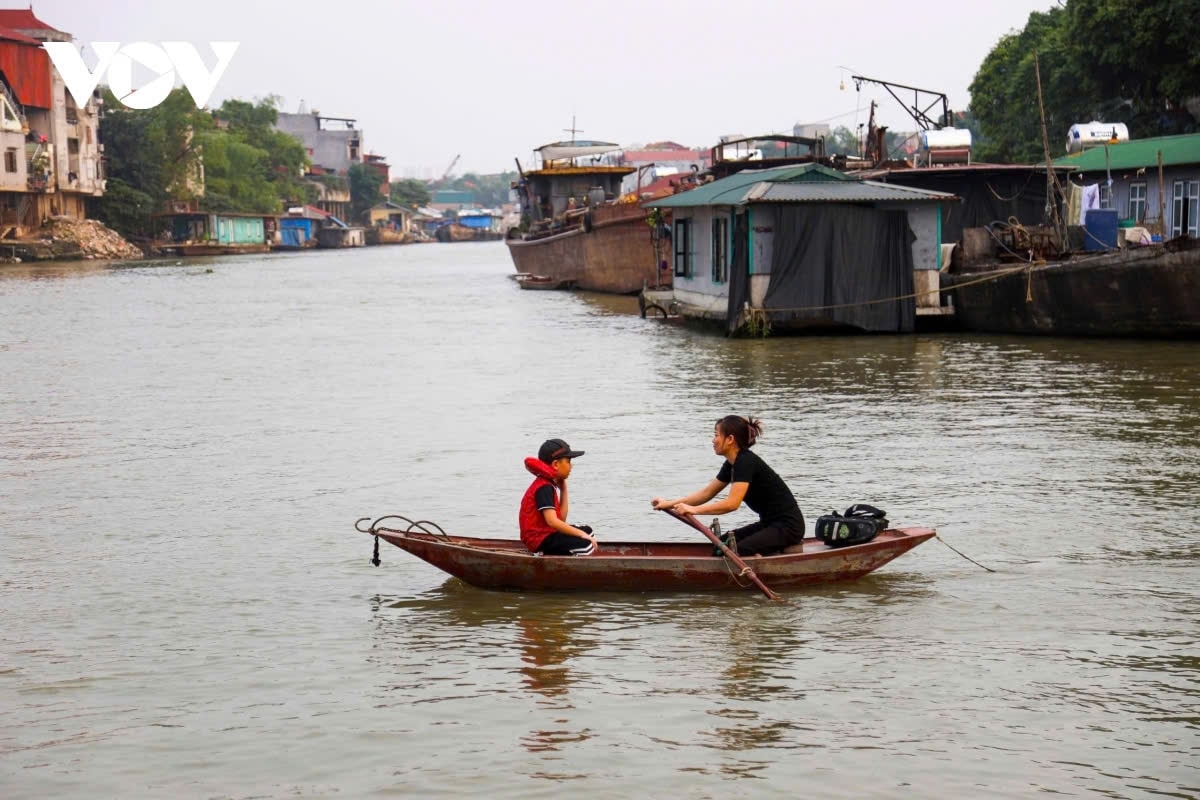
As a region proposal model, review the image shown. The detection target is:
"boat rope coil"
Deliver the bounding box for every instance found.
[356,514,450,567]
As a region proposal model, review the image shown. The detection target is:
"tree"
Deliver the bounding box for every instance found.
[969,0,1200,163]
[93,87,209,238]
[349,162,384,221]
[390,178,431,208]
[968,6,1093,163]
[210,97,313,210]
[1066,0,1200,136]
[442,171,517,206]
[825,125,864,157]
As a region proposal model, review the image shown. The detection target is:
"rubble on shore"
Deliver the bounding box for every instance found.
[1,217,145,263]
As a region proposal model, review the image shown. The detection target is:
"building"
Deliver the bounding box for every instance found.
[275,109,362,174]
[274,108,363,219]
[1054,132,1200,238]
[0,8,104,235]
[644,163,957,334]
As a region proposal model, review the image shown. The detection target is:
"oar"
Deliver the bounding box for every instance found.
[660,508,783,602]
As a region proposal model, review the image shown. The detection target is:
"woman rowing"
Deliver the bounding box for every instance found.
[651,415,805,556]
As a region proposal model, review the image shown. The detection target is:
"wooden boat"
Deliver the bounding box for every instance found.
[358,516,935,593]
[513,273,575,290]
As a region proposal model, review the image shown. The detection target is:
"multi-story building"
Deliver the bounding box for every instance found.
[274,107,366,219]
[0,8,104,235]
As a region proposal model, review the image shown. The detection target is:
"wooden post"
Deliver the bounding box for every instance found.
[1158,150,1165,237]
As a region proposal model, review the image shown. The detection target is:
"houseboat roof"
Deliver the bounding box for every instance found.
[1053,133,1200,172]
[646,163,956,208]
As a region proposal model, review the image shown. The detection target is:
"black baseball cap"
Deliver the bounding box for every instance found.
[539,438,585,463]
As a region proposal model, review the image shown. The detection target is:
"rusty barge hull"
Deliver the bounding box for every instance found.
[369,527,935,593]
[943,238,1200,337]
[505,204,662,295]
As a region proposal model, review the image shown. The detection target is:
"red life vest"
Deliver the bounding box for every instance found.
[519,457,560,552]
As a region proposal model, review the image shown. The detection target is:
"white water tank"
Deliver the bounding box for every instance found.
[919,127,972,164]
[1066,121,1129,154]
[920,127,972,151]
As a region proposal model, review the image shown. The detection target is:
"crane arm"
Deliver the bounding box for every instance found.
[851,75,951,131]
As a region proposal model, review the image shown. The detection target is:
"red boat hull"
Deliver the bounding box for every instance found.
[369,527,935,593]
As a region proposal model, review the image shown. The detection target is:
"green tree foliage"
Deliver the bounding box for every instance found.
[968,6,1094,163]
[95,93,315,236]
[197,133,280,213]
[208,97,314,211]
[348,162,384,221]
[92,87,210,238]
[824,126,864,157]
[389,178,431,208]
[1066,0,1200,135]
[442,171,516,206]
[969,0,1200,162]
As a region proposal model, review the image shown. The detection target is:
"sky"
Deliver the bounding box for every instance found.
[24,0,1059,178]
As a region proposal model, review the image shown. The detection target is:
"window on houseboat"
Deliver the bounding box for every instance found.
[711,216,728,283]
[1172,180,1199,237]
[674,218,692,277]
[1129,182,1146,222]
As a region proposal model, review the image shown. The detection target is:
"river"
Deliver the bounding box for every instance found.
[2,243,1197,798]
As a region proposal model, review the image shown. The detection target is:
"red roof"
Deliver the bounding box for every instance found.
[0,8,65,34]
[0,23,38,44]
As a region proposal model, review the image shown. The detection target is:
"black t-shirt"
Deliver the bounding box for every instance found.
[716,449,802,524]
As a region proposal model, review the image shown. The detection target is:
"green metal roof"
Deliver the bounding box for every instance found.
[647,162,953,208]
[1053,133,1200,172]
[647,163,850,208]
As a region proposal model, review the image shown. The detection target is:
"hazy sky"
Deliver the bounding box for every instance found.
[27,0,1057,177]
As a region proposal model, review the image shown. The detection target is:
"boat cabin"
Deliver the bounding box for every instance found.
[513,141,634,232]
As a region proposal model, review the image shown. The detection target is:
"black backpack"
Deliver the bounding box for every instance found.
[815,504,889,548]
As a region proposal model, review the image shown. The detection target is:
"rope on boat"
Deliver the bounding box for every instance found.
[745,261,1034,315]
[934,533,996,573]
[356,514,452,568]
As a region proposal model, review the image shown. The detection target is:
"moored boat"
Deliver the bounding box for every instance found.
[507,140,669,294]
[943,231,1200,337]
[357,516,935,593]
[513,273,575,290]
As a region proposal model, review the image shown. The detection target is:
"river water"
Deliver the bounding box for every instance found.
[2,243,1197,798]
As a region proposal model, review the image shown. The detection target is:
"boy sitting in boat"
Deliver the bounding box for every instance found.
[520,438,597,556]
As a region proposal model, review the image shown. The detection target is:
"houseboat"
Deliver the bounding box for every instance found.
[153,210,277,256]
[642,163,957,335]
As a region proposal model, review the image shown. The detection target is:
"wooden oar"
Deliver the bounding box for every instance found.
[661,508,783,602]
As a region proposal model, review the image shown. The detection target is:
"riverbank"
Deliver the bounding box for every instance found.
[1,217,144,263]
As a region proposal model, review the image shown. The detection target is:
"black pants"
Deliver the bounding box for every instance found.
[537,532,594,556]
[733,516,805,556]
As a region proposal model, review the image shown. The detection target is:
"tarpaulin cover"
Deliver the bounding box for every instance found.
[883,171,1049,243]
[725,211,750,332]
[760,204,915,332]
